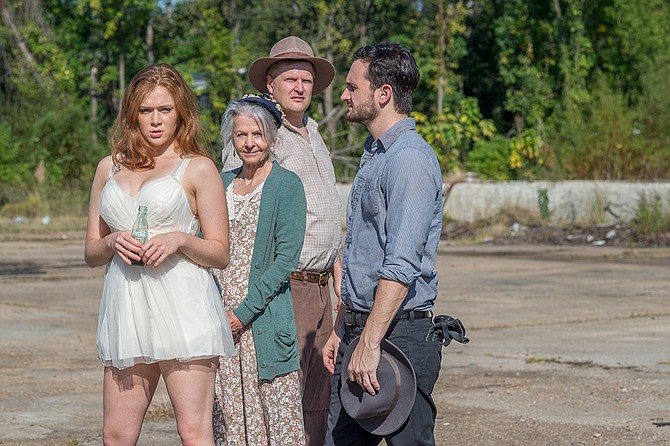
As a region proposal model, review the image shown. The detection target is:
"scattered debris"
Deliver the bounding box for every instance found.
[443,221,669,247]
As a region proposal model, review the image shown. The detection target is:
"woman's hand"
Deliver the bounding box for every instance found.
[139,232,186,268]
[227,310,244,336]
[108,231,144,265]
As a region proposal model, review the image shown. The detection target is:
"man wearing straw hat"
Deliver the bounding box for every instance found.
[323,42,443,445]
[221,36,342,446]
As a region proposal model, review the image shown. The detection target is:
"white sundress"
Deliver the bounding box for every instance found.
[96,156,235,369]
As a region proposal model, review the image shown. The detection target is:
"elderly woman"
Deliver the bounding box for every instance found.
[211,93,307,446]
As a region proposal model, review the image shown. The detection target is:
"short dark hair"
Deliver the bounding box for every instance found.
[352,42,420,115]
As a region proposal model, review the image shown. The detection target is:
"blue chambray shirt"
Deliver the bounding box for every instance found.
[341,118,442,313]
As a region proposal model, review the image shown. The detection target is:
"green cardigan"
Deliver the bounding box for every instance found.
[221,162,306,381]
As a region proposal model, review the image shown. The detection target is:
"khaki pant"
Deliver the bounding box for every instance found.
[290,278,334,446]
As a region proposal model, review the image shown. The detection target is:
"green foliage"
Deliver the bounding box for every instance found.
[3,0,670,214]
[597,0,670,96]
[631,65,670,178]
[32,98,105,190]
[631,193,670,245]
[494,0,557,132]
[1,192,47,218]
[546,70,666,180]
[586,189,608,225]
[465,136,512,181]
[537,188,550,220]
[0,122,32,187]
[414,97,496,174]
[509,128,545,179]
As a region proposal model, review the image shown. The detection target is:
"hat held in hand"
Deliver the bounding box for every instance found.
[340,336,416,436]
[248,36,335,95]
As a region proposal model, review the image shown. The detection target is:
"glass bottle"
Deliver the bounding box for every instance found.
[130,205,148,266]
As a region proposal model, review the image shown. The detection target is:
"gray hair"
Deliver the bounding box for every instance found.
[219,101,280,150]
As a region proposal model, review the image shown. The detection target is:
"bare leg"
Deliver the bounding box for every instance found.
[161,358,218,446]
[102,363,161,446]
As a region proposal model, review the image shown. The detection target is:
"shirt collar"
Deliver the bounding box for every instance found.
[364,117,416,154]
[282,114,311,133]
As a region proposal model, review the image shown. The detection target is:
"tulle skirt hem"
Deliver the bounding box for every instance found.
[98,352,234,370]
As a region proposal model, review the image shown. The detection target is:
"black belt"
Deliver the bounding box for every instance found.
[344,310,433,327]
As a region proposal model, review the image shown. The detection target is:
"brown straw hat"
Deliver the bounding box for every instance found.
[339,336,417,436]
[247,36,335,95]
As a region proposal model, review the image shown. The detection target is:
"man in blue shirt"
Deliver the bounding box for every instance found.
[323,42,443,445]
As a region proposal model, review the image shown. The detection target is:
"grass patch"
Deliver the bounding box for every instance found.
[526,356,595,367]
[444,195,670,247]
[0,215,87,235]
[631,193,670,246]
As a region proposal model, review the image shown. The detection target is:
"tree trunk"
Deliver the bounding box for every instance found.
[229,0,242,100]
[0,0,44,86]
[90,66,98,146]
[322,21,336,147]
[166,0,174,38]
[119,52,125,102]
[437,0,447,114]
[146,22,154,64]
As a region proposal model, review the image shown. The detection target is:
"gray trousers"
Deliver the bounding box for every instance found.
[324,316,442,446]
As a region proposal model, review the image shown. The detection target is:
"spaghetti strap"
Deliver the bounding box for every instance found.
[172,157,191,182]
[108,163,119,180]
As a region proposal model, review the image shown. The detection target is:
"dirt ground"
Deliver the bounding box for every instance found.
[1,231,669,445]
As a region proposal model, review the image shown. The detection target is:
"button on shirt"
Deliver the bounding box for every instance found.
[222,116,342,272]
[341,118,442,313]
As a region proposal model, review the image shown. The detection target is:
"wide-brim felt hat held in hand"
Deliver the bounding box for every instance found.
[247,36,335,95]
[339,336,417,436]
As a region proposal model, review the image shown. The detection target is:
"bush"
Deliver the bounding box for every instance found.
[465,135,512,180]
[630,193,670,246]
[546,69,670,180]
[0,192,47,218]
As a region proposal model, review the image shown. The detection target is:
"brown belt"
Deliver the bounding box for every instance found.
[290,270,330,286]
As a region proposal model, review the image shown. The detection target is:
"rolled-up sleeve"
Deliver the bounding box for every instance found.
[378,147,441,285]
[340,118,442,312]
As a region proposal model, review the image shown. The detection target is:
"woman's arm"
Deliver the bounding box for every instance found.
[233,171,306,325]
[84,157,143,267]
[140,156,230,269]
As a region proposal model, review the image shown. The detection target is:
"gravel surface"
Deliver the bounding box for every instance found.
[1,233,669,445]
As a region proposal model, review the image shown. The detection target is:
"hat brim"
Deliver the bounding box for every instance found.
[340,337,417,436]
[248,56,335,95]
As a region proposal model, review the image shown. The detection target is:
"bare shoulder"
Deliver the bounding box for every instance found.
[93,156,114,180]
[186,155,218,173]
[183,155,221,188]
[96,155,113,171]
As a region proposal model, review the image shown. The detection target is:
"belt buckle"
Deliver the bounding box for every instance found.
[344,310,367,326]
[291,270,330,286]
[317,271,329,286]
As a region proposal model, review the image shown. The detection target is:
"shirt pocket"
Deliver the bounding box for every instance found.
[361,177,380,217]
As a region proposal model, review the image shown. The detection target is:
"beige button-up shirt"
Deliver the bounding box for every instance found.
[222,116,342,273]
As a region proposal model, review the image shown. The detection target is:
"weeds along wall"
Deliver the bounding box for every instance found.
[335,181,670,226]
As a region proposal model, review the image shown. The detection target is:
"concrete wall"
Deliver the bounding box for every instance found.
[336,181,670,224]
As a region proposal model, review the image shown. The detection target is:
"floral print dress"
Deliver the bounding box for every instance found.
[211,181,305,446]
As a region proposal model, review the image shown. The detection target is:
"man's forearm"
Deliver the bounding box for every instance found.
[358,278,408,349]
